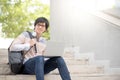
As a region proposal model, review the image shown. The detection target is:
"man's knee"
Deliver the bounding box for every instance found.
[56,56,65,64]
[34,56,44,63]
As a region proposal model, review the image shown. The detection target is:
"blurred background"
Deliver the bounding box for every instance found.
[0,0,120,71]
[50,0,120,69]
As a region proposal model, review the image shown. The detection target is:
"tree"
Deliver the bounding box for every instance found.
[0,0,50,39]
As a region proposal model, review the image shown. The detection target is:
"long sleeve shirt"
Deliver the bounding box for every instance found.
[10,31,47,64]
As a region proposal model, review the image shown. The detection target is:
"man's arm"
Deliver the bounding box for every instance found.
[10,32,32,51]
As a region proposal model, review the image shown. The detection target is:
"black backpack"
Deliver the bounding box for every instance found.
[8,31,33,74]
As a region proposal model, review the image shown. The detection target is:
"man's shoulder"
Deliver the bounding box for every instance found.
[21,31,31,38]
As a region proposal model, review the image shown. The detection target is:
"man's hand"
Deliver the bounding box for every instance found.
[29,39,36,47]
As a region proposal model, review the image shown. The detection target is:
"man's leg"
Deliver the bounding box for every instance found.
[23,56,44,80]
[44,57,58,74]
[44,57,71,80]
[56,57,71,80]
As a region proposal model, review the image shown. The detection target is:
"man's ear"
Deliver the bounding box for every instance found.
[34,27,35,30]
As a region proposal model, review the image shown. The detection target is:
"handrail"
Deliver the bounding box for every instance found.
[91,11,120,28]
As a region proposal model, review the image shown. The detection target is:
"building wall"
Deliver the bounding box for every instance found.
[115,0,120,8]
[50,0,120,68]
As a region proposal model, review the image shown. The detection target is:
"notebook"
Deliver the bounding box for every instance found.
[44,41,65,57]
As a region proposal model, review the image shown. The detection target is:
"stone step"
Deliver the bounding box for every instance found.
[0,49,75,59]
[0,56,8,64]
[0,64,104,75]
[0,74,120,80]
[0,57,89,65]
[63,52,75,59]
[0,49,8,55]
[0,49,89,65]
[50,65,104,74]
[64,58,89,65]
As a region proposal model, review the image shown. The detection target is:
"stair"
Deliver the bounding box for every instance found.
[0,48,120,80]
[0,74,120,80]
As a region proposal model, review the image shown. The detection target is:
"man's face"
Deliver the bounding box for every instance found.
[34,22,46,35]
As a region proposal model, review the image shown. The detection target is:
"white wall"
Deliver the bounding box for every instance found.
[115,0,120,8]
[50,0,120,68]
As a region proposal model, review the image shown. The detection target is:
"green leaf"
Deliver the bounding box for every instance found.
[0,0,50,39]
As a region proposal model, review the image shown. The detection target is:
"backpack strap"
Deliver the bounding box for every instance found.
[26,31,37,53]
[26,31,33,39]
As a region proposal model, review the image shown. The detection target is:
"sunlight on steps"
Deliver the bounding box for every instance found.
[0,40,120,80]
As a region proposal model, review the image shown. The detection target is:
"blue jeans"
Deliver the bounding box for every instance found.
[22,56,71,80]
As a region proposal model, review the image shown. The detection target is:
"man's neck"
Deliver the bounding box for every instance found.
[36,34,41,41]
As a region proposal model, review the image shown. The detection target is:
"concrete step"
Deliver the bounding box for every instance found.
[0,49,8,55]
[0,57,89,65]
[0,56,8,64]
[0,49,104,75]
[0,49,89,65]
[63,52,75,59]
[64,58,89,65]
[0,55,89,65]
[1,49,76,59]
[0,64,104,75]
[0,74,120,80]
[50,65,104,74]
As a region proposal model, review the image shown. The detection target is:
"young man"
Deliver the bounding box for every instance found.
[10,17,71,80]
